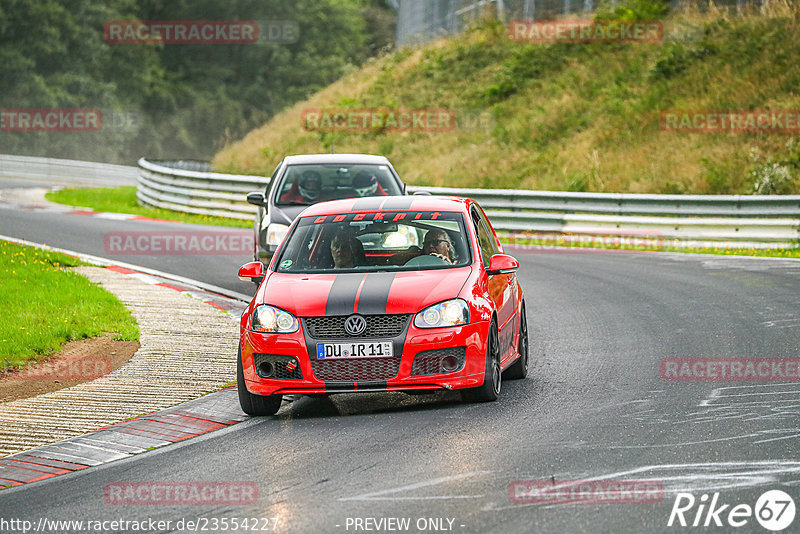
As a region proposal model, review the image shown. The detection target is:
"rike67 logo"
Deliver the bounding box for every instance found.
[668,490,795,531]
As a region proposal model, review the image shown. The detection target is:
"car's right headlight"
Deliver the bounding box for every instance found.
[252,305,299,333]
[266,223,290,248]
[414,299,469,328]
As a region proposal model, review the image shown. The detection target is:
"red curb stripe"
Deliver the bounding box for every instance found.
[0,460,70,475]
[142,414,225,433]
[0,465,57,483]
[105,265,138,275]
[171,409,241,425]
[205,301,227,311]
[131,215,174,223]
[117,421,199,441]
[112,426,188,442]
[156,282,184,292]
[10,455,89,471]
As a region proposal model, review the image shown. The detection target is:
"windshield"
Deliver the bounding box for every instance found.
[274,211,471,273]
[274,163,402,206]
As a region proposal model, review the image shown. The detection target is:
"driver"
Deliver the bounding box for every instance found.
[388,228,457,265]
[280,170,322,203]
[352,171,388,197]
[330,231,365,269]
[421,229,456,264]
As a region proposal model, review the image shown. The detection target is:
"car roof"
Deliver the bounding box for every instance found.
[282,154,392,165]
[298,195,472,217]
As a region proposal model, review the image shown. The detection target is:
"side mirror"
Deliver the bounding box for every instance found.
[412,191,431,196]
[246,192,266,206]
[238,261,264,281]
[486,254,519,275]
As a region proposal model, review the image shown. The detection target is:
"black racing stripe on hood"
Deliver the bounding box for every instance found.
[326,274,364,315]
[381,197,414,210]
[351,197,385,211]
[356,272,396,315]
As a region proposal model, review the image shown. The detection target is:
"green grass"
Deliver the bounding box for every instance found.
[45,186,250,228]
[0,241,140,368]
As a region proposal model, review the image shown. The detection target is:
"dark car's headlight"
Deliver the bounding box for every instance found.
[252,305,299,333]
[266,223,290,248]
[414,299,469,328]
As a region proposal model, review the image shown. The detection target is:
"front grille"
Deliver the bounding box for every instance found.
[410,347,466,376]
[311,357,401,381]
[304,315,410,339]
[254,354,303,380]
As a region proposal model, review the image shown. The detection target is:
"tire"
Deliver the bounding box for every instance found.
[504,304,529,380]
[237,348,283,416]
[461,321,501,403]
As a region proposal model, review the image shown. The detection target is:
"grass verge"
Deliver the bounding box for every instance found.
[45,186,250,228]
[0,241,140,367]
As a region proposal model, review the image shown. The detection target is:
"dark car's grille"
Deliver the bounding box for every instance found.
[410,347,466,376]
[254,354,303,380]
[311,357,401,381]
[304,315,410,339]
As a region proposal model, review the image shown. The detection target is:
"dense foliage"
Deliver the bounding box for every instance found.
[0,0,395,163]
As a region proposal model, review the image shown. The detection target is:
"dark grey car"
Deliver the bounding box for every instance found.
[246,154,406,267]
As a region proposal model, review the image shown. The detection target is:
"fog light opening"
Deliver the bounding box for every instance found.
[442,356,458,373]
[258,361,275,377]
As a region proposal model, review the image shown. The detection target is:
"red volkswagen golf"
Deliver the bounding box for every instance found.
[236,196,528,415]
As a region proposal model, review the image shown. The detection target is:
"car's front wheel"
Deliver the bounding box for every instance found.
[461,321,501,403]
[237,348,283,416]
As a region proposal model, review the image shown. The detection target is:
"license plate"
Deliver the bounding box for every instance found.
[316,341,393,359]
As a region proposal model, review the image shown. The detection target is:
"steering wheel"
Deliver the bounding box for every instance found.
[403,254,449,268]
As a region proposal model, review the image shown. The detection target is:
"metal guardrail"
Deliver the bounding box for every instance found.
[1,154,138,187]
[137,158,800,248]
[137,158,269,220]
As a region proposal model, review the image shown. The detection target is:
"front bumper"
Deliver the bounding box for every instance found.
[241,321,488,396]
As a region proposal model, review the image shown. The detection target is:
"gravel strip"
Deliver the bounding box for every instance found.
[0,267,239,457]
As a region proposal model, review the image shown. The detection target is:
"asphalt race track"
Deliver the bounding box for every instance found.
[1,179,800,533]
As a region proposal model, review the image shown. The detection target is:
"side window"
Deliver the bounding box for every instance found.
[471,209,498,269]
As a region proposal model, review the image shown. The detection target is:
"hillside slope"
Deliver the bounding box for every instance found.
[213,3,800,194]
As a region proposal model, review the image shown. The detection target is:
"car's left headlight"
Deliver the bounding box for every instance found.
[414,299,469,328]
[266,223,290,248]
[252,305,299,333]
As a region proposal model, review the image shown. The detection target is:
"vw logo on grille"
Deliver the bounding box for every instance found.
[344,314,367,336]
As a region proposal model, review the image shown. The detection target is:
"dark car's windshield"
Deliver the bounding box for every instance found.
[274,163,402,206]
[274,211,471,273]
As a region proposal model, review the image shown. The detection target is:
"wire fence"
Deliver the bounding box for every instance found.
[394,0,767,45]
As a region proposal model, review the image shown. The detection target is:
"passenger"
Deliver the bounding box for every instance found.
[280,170,322,204]
[352,171,388,197]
